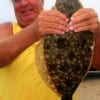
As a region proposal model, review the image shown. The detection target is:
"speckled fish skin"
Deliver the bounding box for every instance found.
[43,0,94,99]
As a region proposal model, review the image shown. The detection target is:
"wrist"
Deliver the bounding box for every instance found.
[30,20,42,42]
[91,26,100,70]
[93,22,100,37]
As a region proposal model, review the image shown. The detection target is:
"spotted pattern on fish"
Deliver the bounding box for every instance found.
[35,0,94,99]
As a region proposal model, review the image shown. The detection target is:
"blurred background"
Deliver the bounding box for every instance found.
[0,0,100,23]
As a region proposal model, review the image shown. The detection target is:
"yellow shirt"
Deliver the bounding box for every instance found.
[0,23,76,100]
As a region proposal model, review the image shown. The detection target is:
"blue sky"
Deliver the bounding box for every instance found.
[0,0,100,23]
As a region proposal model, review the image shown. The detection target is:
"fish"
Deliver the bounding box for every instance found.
[35,0,94,100]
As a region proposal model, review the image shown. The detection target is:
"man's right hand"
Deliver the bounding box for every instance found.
[33,10,69,40]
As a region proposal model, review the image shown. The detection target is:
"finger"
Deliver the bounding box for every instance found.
[70,18,98,30]
[41,10,68,21]
[73,23,98,32]
[39,10,68,25]
[71,9,97,24]
[42,16,68,27]
[46,28,66,35]
[41,27,66,35]
[71,8,92,18]
[39,22,68,34]
[39,21,68,31]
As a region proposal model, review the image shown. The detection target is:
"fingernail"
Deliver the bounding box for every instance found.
[69,26,74,30]
[69,22,72,26]
[66,28,69,32]
[66,18,69,22]
[71,17,74,21]
[62,31,65,34]
[74,29,78,32]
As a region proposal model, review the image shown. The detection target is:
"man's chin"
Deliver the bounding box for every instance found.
[23,16,34,21]
[22,18,35,26]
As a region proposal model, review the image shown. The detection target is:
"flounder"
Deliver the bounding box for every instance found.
[35,0,94,100]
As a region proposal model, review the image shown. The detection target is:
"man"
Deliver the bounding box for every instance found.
[0,0,100,100]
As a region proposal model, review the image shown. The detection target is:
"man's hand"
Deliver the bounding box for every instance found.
[68,8,100,70]
[69,8,100,34]
[33,10,69,39]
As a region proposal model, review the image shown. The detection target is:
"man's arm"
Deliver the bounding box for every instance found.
[0,10,68,68]
[0,22,39,67]
[92,26,100,70]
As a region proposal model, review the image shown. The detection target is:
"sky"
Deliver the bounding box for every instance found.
[0,0,100,23]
